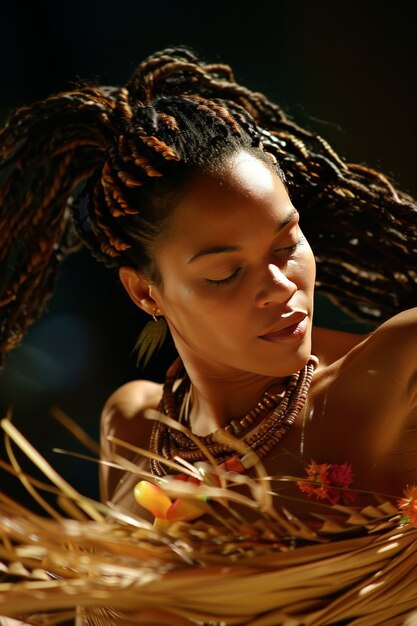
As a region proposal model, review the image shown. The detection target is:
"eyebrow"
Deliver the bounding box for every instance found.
[187,209,298,263]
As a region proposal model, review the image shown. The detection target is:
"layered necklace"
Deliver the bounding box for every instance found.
[149,356,318,477]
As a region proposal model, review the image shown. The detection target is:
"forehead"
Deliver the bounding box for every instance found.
[165,152,294,239]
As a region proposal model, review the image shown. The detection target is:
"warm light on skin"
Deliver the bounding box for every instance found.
[120,150,316,432]
[150,151,316,379]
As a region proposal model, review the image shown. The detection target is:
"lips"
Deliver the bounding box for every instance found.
[258,311,308,340]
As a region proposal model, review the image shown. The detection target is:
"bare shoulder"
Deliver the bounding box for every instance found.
[102,379,163,421]
[375,307,417,335]
[368,308,417,371]
[311,325,371,368]
[313,307,417,371]
[99,379,163,502]
[100,379,162,466]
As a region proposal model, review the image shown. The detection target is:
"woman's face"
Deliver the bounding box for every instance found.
[150,150,316,378]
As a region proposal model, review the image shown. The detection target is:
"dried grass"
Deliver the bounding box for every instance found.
[0,413,416,626]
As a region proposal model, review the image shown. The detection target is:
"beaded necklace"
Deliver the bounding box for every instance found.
[149,356,318,477]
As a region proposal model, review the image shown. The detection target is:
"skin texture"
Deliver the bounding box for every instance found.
[106,150,417,517]
[120,153,315,431]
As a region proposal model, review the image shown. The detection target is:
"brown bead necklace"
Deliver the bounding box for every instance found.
[149,356,318,477]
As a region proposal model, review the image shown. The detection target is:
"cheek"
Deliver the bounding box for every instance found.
[294,246,316,291]
[158,279,217,325]
[162,280,247,341]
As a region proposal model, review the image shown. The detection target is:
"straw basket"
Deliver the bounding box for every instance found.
[1,417,417,626]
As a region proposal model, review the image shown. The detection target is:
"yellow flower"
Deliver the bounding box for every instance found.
[134,481,172,519]
[134,480,206,525]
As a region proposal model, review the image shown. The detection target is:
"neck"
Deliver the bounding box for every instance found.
[177,358,290,437]
[151,350,317,478]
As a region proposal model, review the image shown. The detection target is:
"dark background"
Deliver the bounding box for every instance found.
[0,1,416,504]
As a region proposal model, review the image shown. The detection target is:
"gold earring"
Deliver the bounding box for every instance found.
[152,307,159,322]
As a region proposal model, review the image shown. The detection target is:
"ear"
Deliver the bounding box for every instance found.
[118,267,160,316]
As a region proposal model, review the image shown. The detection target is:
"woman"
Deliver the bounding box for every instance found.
[1,46,417,524]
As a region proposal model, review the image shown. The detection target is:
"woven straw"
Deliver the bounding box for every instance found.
[0,415,417,626]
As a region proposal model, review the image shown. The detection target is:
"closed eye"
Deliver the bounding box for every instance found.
[274,237,305,257]
[277,244,298,255]
[205,238,304,286]
[205,267,242,286]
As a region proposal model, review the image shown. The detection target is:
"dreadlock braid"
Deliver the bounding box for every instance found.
[1,45,416,369]
[0,86,120,364]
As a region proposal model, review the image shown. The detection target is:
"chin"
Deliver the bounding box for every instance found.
[257,339,312,377]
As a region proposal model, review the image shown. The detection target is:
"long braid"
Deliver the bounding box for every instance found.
[1,46,416,368]
[0,87,119,363]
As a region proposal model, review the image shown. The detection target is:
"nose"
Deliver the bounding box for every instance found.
[255,263,297,307]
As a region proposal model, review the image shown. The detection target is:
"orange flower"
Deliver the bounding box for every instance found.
[297,460,331,501]
[397,485,417,527]
[297,460,355,505]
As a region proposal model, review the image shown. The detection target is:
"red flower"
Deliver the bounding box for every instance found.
[297,460,355,505]
[328,463,356,505]
[397,485,417,527]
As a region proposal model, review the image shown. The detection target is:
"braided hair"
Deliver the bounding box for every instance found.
[1,46,416,369]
